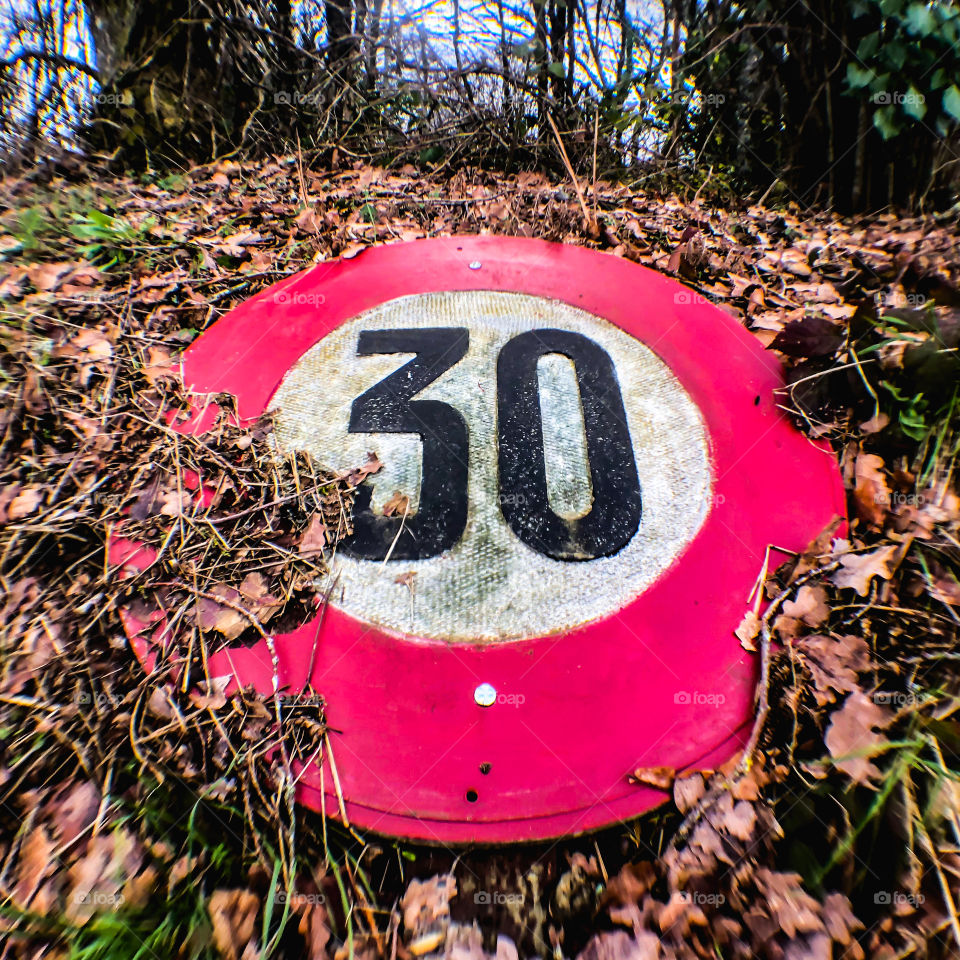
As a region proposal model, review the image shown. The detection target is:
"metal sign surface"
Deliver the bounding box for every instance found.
[120,237,845,842]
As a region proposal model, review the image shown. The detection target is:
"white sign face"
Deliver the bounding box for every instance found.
[271,291,712,642]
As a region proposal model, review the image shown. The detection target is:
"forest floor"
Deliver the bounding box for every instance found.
[1,155,959,960]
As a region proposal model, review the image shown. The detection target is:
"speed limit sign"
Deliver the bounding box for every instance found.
[128,237,844,842]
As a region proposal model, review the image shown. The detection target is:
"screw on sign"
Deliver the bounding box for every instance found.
[111,237,844,843]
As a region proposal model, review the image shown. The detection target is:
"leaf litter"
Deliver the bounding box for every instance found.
[0,156,959,959]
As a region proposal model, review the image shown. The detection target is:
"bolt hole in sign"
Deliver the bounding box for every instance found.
[120,237,844,843]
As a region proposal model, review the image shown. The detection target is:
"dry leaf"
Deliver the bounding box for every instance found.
[825,691,892,784]
[831,545,899,596]
[735,610,761,651]
[629,766,674,790]
[853,452,890,529]
[7,486,43,521]
[775,584,830,638]
[673,773,706,813]
[190,676,231,710]
[795,634,871,706]
[381,490,410,517]
[299,514,329,558]
[209,888,260,960]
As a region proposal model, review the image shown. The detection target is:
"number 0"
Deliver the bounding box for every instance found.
[497,329,642,560]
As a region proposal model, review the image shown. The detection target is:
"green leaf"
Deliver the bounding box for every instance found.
[931,67,949,89]
[905,2,937,35]
[872,104,901,139]
[847,63,876,88]
[902,86,927,119]
[942,84,960,122]
[857,33,880,59]
[547,61,566,78]
[879,0,904,16]
[884,40,907,69]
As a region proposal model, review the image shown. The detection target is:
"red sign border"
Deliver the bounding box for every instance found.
[119,237,845,843]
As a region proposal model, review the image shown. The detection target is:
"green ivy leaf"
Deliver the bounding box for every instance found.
[847,63,876,88]
[943,84,960,122]
[902,86,927,120]
[857,33,880,59]
[931,67,950,89]
[873,103,901,139]
[547,62,566,78]
[905,2,937,35]
[885,40,907,69]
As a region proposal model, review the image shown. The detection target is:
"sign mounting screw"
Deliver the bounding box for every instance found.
[469,261,482,270]
[474,683,496,707]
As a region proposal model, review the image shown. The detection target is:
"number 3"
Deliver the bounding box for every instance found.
[343,327,641,562]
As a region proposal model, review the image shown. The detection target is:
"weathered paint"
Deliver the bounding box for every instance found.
[270,291,711,642]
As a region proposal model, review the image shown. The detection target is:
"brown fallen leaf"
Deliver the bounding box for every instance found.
[48,779,101,848]
[189,676,231,710]
[142,346,178,384]
[12,823,59,913]
[859,411,890,434]
[853,452,890,529]
[401,874,456,950]
[786,516,843,584]
[795,634,871,706]
[831,545,899,596]
[750,869,822,940]
[673,773,706,814]
[629,766,674,790]
[825,691,892,785]
[735,610,761,651]
[196,586,249,640]
[27,260,79,293]
[381,490,410,517]
[659,889,708,936]
[299,513,329,558]
[775,584,830,638]
[297,896,332,960]
[576,931,660,960]
[66,828,147,924]
[209,888,260,960]
[7,486,43,521]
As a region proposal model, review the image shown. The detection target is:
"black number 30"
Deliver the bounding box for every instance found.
[342,326,641,562]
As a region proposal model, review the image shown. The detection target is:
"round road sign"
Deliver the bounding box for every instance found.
[118,237,845,843]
